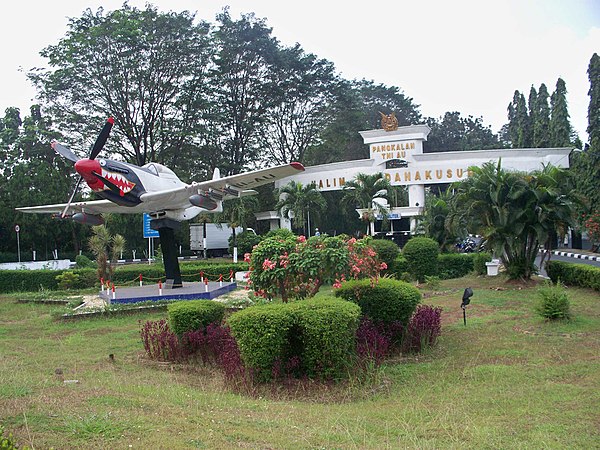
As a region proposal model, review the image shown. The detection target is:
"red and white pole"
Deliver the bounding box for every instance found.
[111,283,115,301]
[229,269,234,283]
[219,274,223,287]
[204,277,209,292]
[100,278,104,293]
[139,273,143,287]
[159,280,163,296]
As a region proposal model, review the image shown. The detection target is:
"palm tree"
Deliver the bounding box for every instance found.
[214,196,260,249]
[447,161,575,279]
[88,225,126,282]
[275,181,326,236]
[342,172,391,236]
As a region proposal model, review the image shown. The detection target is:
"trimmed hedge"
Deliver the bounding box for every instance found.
[437,253,475,279]
[227,297,360,381]
[369,239,400,269]
[473,252,493,275]
[168,300,226,336]
[334,278,421,326]
[547,260,600,291]
[0,262,249,293]
[402,237,439,282]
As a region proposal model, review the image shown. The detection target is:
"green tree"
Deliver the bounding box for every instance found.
[342,172,391,236]
[259,45,339,165]
[211,9,280,174]
[447,161,576,279]
[425,112,502,152]
[88,225,126,282]
[213,196,260,248]
[549,78,573,147]
[533,83,551,148]
[275,181,326,236]
[29,4,212,168]
[417,189,460,251]
[1,106,86,258]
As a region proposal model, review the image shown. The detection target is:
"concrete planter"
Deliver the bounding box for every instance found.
[485,259,501,276]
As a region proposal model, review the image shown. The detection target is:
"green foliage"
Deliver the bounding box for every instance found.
[424,275,441,290]
[390,256,410,275]
[0,426,20,449]
[55,271,80,290]
[334,278,421,326]
[402,237,440,283]
[546,261,600,291]
[437,253,475,279]
[264,228,295,239]
[447,161,576,279]
[425,111,502,152]
[227,297,360,381]
[473,252,493,275]
[275,181,326,235]
[168,300,226,337]
[536,281,571,320]
[229,230,262,255]
[369,239,399,269]
[75,254,96,269]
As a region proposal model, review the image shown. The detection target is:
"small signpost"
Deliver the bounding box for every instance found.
[143,213,159,264]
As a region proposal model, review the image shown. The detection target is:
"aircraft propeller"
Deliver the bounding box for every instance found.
[59,118,115,218]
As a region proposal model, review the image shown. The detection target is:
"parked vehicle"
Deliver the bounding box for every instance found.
[190,223,244,257]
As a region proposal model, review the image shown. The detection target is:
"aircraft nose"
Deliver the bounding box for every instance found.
[74,159,102,178]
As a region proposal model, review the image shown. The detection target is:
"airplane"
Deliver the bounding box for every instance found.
[16,118,305,225]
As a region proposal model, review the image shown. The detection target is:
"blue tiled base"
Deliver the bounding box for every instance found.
[99,281,237,304]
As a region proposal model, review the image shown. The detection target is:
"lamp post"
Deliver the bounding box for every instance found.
[461,287,473,326]
[15,225,21,263]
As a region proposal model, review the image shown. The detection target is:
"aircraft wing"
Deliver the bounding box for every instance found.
[139,162,305,207]
[16,199,143,215]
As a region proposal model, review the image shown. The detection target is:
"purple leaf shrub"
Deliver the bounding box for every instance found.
[402,305,442,353]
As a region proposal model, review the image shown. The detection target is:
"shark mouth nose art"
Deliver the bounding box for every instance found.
[100,168,136,195]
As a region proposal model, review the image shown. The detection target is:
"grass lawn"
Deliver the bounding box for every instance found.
[1,274,598,449]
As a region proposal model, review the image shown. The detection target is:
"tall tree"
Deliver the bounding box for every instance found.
[258,45,339,165]
[29,4,212,167]
[533,83,551,148]
[549,78,572,147]
[211,9,280,174]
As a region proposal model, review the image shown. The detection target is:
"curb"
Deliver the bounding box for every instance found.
[551,250,600,262]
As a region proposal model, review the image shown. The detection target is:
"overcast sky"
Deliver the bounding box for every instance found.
[1,0,598,141]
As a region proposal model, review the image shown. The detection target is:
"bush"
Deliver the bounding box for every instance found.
[140,319,185,361]
[227,297,360,381]
[547,261,600,291]
[402,237,439,282]
[369,239,400,269]
[168,300,226,336]
[229,230,262,255]
[334,278,421,326]
[536,281,571,320]
[264,228,296,239]
[437,253,475,279]
[473,252,493,275]
[55,271,80,290]
[402,305,442,353]
[75,254,96,269]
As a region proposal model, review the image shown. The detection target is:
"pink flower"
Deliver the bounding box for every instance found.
[297,235,306,243]
[351,265,361,275]
[380,262,388,270]
[333,279,342,289]
[244,252,252,263]
[262,259,276,270]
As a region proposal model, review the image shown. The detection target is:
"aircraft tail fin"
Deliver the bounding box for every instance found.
[212,168,221,180]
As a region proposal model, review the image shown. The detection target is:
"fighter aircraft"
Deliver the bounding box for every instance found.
[16,118,305,225]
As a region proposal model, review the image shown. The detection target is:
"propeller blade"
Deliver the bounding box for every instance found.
[61,176,84,218]
[51,141,80,164]
[89,117,114,160]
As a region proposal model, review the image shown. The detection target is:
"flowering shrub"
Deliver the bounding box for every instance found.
[248,234,384,302]
[355,318,392,367]
[402,305,442,353]
[582,211,600,247]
